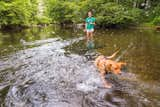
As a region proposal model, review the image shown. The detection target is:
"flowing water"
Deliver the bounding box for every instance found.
[0,25,160,107]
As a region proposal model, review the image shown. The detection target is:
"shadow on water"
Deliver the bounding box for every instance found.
[0,25,160,107]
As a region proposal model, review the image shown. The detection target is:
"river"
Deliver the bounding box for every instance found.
[0,25,160,107]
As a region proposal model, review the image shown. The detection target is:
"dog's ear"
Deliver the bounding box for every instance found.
[109,63,112,67]
[107,63,112,70]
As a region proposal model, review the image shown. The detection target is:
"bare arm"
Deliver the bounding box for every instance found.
[85,23,87,29]
[83,23,87,32]
[92,22,96,25]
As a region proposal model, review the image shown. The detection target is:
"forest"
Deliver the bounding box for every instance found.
[0,0,160,28]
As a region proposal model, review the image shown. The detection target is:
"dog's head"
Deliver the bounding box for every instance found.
[110,62,126,75]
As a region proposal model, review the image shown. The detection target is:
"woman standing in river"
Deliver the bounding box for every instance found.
[84,11,96,49]
[85,11,96,41]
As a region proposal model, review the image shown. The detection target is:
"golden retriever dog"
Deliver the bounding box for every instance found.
[95,50,126,88]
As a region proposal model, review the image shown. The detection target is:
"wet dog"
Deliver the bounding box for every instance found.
[95,50,126,88]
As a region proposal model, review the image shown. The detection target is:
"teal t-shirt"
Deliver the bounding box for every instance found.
[85,17,96,30]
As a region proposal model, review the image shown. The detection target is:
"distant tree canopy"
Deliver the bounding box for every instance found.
[45,0,142,27]
[0,0,160,28]
[45,0,160,26]
[0,0,38,27]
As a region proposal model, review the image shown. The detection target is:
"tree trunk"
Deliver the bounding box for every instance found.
[145,0,151,9]
[133,0,137,8]
[116,0,119,4]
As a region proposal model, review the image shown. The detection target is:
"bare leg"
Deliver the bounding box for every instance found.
[86,31,90,42]
[90,31,93,41]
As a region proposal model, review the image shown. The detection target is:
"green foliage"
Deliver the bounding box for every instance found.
[148,4,160,25]
[0,0,160,28]
[35,16,51,25]
[46,0,142,27]
[0,0,38,27]
[152,16,160,25]
[95,2,142,26]
[46,0,81,24]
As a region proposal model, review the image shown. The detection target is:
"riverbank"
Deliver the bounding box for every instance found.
[1,23,160,32]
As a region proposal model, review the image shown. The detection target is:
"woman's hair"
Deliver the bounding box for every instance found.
[88,11,92,14]
[84,10,93,19]
[86,10,93,17]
